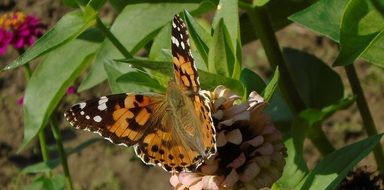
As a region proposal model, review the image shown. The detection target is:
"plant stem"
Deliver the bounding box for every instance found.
[23,62,51,172]
[50,116,74,190]
[95,16,133,58]
[245,6,335,154]
[345,64,384,172]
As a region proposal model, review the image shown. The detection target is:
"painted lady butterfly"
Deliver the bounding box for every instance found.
[64,15,217,172]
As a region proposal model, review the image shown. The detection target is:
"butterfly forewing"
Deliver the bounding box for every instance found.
[171,15,200,93]
[65,93,163,146]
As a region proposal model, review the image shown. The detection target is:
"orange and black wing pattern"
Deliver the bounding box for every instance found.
[64,93,162,146]
[171,15,200,93]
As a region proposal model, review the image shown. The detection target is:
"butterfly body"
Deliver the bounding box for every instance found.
[65,15,216,172]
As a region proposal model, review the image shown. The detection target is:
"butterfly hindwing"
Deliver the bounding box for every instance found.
[64,93,163,146]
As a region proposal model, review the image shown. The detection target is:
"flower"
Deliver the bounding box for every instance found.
[11,14,45,50]
[0,28,13,55]
[171,86,286,190]
[339,167,384,190]
[66,86,77,95]
[16,96,24,105]
[0,11,45,54]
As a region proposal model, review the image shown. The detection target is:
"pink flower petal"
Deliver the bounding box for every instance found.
[13,38,25,49]
[216,131,227,147]
[66,86,77,95]
[0,46,7,55]
[226,129,242,145]
[189,181,203,190]
[201,175,223,190]
[240,162,260,182]
[16,96,24,105]
[256,143,274,155]
[179,173,202,187]
[227,152,246,169]
[222,169,239,188]
[245,135,264,147]
[169,174,180,187]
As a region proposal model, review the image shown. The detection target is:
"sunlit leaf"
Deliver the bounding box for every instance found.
[263,67,279,102]
[334,0,384,67]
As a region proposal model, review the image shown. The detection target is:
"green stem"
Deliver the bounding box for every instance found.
[345,64,384,172]
[95,16,133,58]
[50,116,74,190]
[23,62,51,172]
[245,6,335,154]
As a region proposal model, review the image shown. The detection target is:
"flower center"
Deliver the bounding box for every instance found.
[0,12,27,30]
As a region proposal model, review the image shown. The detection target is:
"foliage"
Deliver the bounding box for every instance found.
[2,0,383,189]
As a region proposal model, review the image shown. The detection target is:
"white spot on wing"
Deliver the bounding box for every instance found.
[80,111,84,115]
[180,33,183,39]
[98,98,108,111]
[171,36,179,47]
[93,115,102,122]
[181,41,185,49]
[172,22,176,28]
[86,115,90,120]
[79,102,86,109]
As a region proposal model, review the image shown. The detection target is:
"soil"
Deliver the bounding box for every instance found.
[1,1,383,189]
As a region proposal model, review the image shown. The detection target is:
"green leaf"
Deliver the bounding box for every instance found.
[21,39,99,150]
[117,58,172,76]
[283,48,343,109]
[265,89,294,126]
[371,0,384,16]
[277,138,308,189]
[22,159,60,174]
[299,96,355,127]
[199,70,244,95]
[334,0,384,67]
[104,62,150,94]
[3,8,97,71]
[239,68,266,97]
[253,0,271,7]
[212,0,241,78]
[263,66,279,102]
[212,0,239,49]
[62,0,106,10]
[297,134,384,190]
[289,0,384,68]
[208,20,236,77]
[117,58,244,95]
[78,2,206,91]
[22,175,66,190]
[149,25,171,61]
[289,0,349,42]
[117,71,166,93]
[184,10,211,65]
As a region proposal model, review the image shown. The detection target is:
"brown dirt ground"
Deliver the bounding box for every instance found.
[1,1,383,189]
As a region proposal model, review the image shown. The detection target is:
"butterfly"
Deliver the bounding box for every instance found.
[64,15,217,173]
